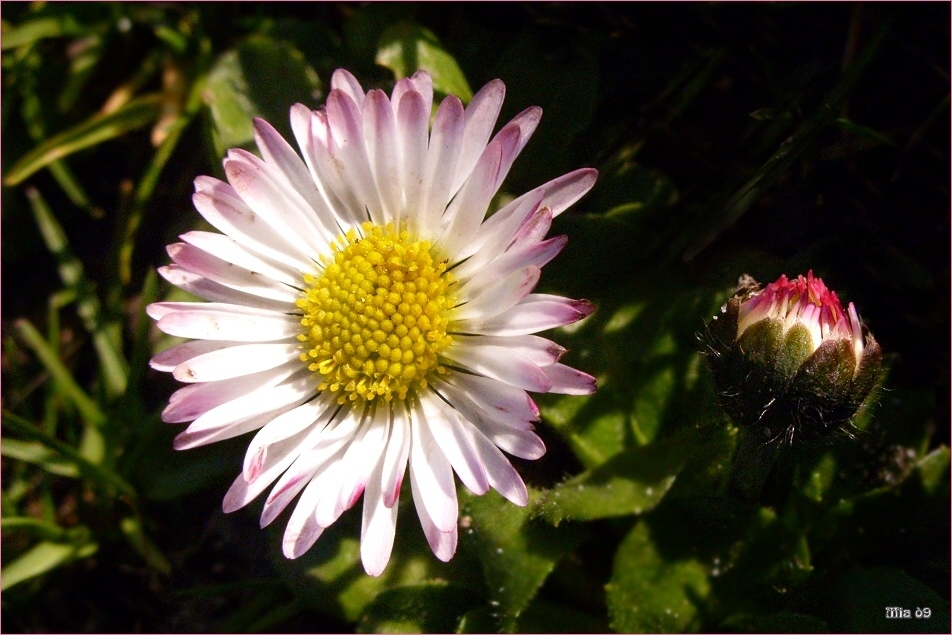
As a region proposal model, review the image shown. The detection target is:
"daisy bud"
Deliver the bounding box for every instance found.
[703,271,882,443]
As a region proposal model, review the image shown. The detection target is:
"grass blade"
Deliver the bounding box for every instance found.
[0,540,98,591]
[2,410,136,498]
[4,93,163,186]
[15,319,106,430]
[26,187,128,397]
[1,439,80,478]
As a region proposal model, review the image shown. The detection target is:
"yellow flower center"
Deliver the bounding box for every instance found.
[297,222,455,404]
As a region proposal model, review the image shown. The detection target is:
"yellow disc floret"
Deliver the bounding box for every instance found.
[297,222,455,404]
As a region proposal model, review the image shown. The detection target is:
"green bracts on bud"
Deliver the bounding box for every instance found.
[704,272,882,443]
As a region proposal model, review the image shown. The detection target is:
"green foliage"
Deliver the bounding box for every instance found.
[2,3,948,633]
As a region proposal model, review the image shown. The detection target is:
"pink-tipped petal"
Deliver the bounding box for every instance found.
[420,95,464,238]
[408,402,458,533]
[542,363,597,395]
[452,79,506,194]
[410,459,458,562]
[463,295,595,337]
[331,68,366,108]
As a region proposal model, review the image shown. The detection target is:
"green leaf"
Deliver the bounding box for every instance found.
[459,489,588,632]
[4,94,163,185]
[358,581,484,634]
[0,540,98,591]
[376,21,473,102]
[915,446,950,493]
[203,36,321,157]
[540,390,627,468]
[607,521,710,633]
[536,432,691,524]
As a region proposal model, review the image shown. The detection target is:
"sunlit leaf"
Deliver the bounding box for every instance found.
[535,432,692,524]
[459,490,588,633]
[358,581,483,634]
[203,36,321,157]
[376,21,473,102]
[607,521,710,632]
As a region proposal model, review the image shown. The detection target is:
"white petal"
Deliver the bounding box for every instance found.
[223,423,318,514]
[191,181,312,271]
[442,342,552,393]
[329,406,389,523]
[151,303,301,342]
[491,167,598,228]
[453,266,540,322]
[282,473,327,559]
[452,191,544,272]
[439,139,503,256]
[420,393,489,496]
[464,421,529,505]
[150,339,240,372]
[224,151,332,255]
[179,372,313,436]
[242,396,335,483]
[395,89,428,236]
[447,372,540,422]
[167,242,299,303]
[172,342,300,383]
[326,90,385,226]
[158,265,290,311]
[452,334,565,366]
[179,230,303,288]
[381,403,411,507]
[305,109,368,227]
[253,117,346,237]
[161,362,299,423]
[457,237,566,300]
[360,432,399,577]
[363,89,403,225]
[392,70,433,117]
[408,402,458,533]
[260,413,358,528]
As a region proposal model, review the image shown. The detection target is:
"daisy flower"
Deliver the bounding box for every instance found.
[147,69,597,576]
